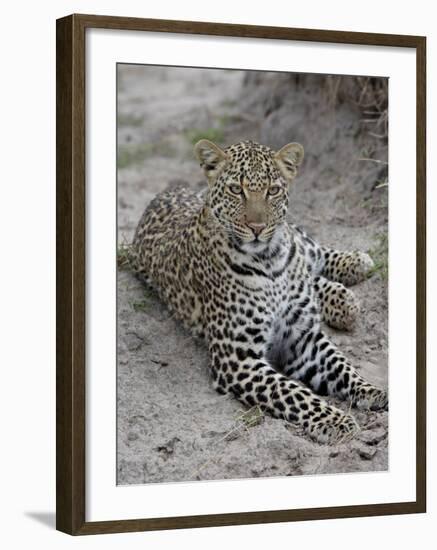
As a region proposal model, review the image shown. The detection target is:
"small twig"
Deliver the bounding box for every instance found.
[368,132,387,139]
[192,406,264,477]
[374,181,389,189]
[357,157,388,165]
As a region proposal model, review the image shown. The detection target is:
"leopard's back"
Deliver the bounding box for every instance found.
[130,186,205,333]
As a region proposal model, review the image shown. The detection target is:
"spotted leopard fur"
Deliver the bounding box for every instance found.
[130,140,387,444]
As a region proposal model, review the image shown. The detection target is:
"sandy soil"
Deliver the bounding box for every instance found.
[116,66,388,485]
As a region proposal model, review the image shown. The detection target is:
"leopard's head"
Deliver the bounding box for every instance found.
[194,139,304,245]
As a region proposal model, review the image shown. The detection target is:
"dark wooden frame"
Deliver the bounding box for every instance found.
[56,13,427,536]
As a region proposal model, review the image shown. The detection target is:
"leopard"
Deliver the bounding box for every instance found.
[129,139,387,445]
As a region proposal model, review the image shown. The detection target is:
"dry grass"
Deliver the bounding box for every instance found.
[117,242,133,270]
[118,140,176,169]
[325,76,388,141]
[367,232,389,280]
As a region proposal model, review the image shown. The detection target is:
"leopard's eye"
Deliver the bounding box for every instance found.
[228,184,243,195]
[268,186,282,196]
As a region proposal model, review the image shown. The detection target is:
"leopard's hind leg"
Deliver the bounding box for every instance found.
[313,275,360,331]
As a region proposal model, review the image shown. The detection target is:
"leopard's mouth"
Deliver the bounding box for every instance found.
[231,227,277,251]
[233,229,268,243]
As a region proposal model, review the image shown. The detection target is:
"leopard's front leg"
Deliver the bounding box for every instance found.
[288,224,374,286]
[207,331,358,445]
[284,330,388,411]
[321,247,374,287]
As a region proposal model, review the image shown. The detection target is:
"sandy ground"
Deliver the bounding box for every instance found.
[116,66,388,485]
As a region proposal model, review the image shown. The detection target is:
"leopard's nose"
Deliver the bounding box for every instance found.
[246,222,267,236]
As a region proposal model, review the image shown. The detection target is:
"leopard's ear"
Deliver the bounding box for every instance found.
[274,142,304,183]
[194,139,228,184]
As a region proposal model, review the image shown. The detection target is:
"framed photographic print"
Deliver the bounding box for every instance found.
[56,14,426,535]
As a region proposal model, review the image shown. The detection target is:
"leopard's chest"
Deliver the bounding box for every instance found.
[205,252,293,319]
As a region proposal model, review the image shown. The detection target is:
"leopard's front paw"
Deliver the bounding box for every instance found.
[354,385,388,411]
[307,408,360,445]
[342,252,375,286]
